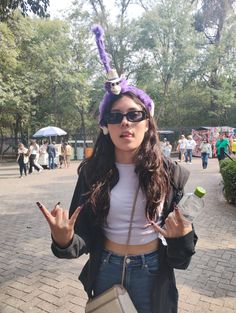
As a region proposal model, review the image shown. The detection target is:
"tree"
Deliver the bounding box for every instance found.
[0,0,49,21]
[72,0,146,76]
[68,0,146,136]
[133,0,202,124]
[0,15,22,151]
[24,17,88,137]
[1,0,235,153]
[0,11,92,150]
[193,0,236,125]
[67,5,96,141]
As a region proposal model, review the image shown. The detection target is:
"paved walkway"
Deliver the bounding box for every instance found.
[0,158,235,313]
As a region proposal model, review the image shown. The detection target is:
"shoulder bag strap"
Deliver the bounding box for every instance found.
[121,185,140,286]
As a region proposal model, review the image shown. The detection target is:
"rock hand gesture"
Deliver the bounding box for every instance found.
[36,201,81,248]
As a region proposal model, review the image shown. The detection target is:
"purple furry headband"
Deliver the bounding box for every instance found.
[92,25,155,126]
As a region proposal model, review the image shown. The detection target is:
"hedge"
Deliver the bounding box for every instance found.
[220,157,236,204]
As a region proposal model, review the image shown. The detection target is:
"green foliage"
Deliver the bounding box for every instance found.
[0,12,92,146]
[132,0,204,121]
[191,0,236,127]
[220,158,236,204]
[0,0,236,152]
[193,0,236,41]
[0,0,49,21]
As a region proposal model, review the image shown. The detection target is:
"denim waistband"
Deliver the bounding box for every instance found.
[101,249,159,267]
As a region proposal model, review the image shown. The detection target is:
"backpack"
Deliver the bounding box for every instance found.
[161,156,190,227]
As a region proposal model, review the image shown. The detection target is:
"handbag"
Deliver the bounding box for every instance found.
[23,155,29,164]
[85,187,140,313]
[85,284,137,313]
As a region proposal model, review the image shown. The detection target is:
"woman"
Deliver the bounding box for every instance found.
[162,139,172,158]
[177,134,187,162]
[28,139,42,174]
[16,143,28,178]
[200,138,212,169]
[37,26,197,313]
[63,142,72,168]
[59,142,65,168]
[38,91,197,313]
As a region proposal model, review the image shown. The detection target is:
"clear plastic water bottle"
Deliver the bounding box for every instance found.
[178,186,206,222]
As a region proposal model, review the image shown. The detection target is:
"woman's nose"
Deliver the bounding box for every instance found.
[120,115,129,126]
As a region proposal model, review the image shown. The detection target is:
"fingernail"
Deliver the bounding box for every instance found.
[36,202,42,208]
[56,202,60,206]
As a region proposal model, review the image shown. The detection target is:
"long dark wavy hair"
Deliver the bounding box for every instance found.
[78,92,171,224]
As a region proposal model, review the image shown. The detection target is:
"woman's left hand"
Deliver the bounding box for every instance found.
[150,208,193,238]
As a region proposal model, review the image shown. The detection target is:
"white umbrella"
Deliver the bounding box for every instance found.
[33,126,67,138]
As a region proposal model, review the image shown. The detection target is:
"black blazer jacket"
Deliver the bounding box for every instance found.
[51,159,198,313]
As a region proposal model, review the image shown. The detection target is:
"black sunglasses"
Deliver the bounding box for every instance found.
[105,110,147,124]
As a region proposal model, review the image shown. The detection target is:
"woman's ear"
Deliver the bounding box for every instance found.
[101,126,109,135]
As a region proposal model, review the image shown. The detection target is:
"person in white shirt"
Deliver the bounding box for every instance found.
[177,134,187,162]
[200,138,212,169]
[162,139,172,158]
[28,139,43,173]
[37,91,196,313]
[37,25,197,313]
[185,135,196,164]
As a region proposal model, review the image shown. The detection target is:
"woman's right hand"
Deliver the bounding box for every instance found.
[36,201,81,248]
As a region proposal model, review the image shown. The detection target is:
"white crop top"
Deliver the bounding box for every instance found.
[103,163,164,245]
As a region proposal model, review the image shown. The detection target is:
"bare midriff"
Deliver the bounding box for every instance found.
[104,238,159,256]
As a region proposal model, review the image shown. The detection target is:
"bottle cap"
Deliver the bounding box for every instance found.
[194,186,206,198]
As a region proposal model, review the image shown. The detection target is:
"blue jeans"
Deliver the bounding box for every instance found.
[48,154,55,169]
[185,149,193,162]
[94,249,159,313]
[201,152,209,169]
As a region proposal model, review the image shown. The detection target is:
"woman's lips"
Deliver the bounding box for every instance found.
[120,132,134,138]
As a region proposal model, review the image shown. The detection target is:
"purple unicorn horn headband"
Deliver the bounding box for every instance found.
[91,25,155,127]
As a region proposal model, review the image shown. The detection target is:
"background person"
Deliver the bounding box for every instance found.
[231,138,236,155]
[185,135,196,164]
[39,140,48,155]
[161,139,172,158]
[177,134,187,162]
[47,141,56,169]
[16,143,28,178]
[34,141,44,171]
[64,142,72,168]
[200,138,212,169]
[215,133,230,161]
[39,140,48,168]
[28,139,42,174]
[59,142,65,168]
